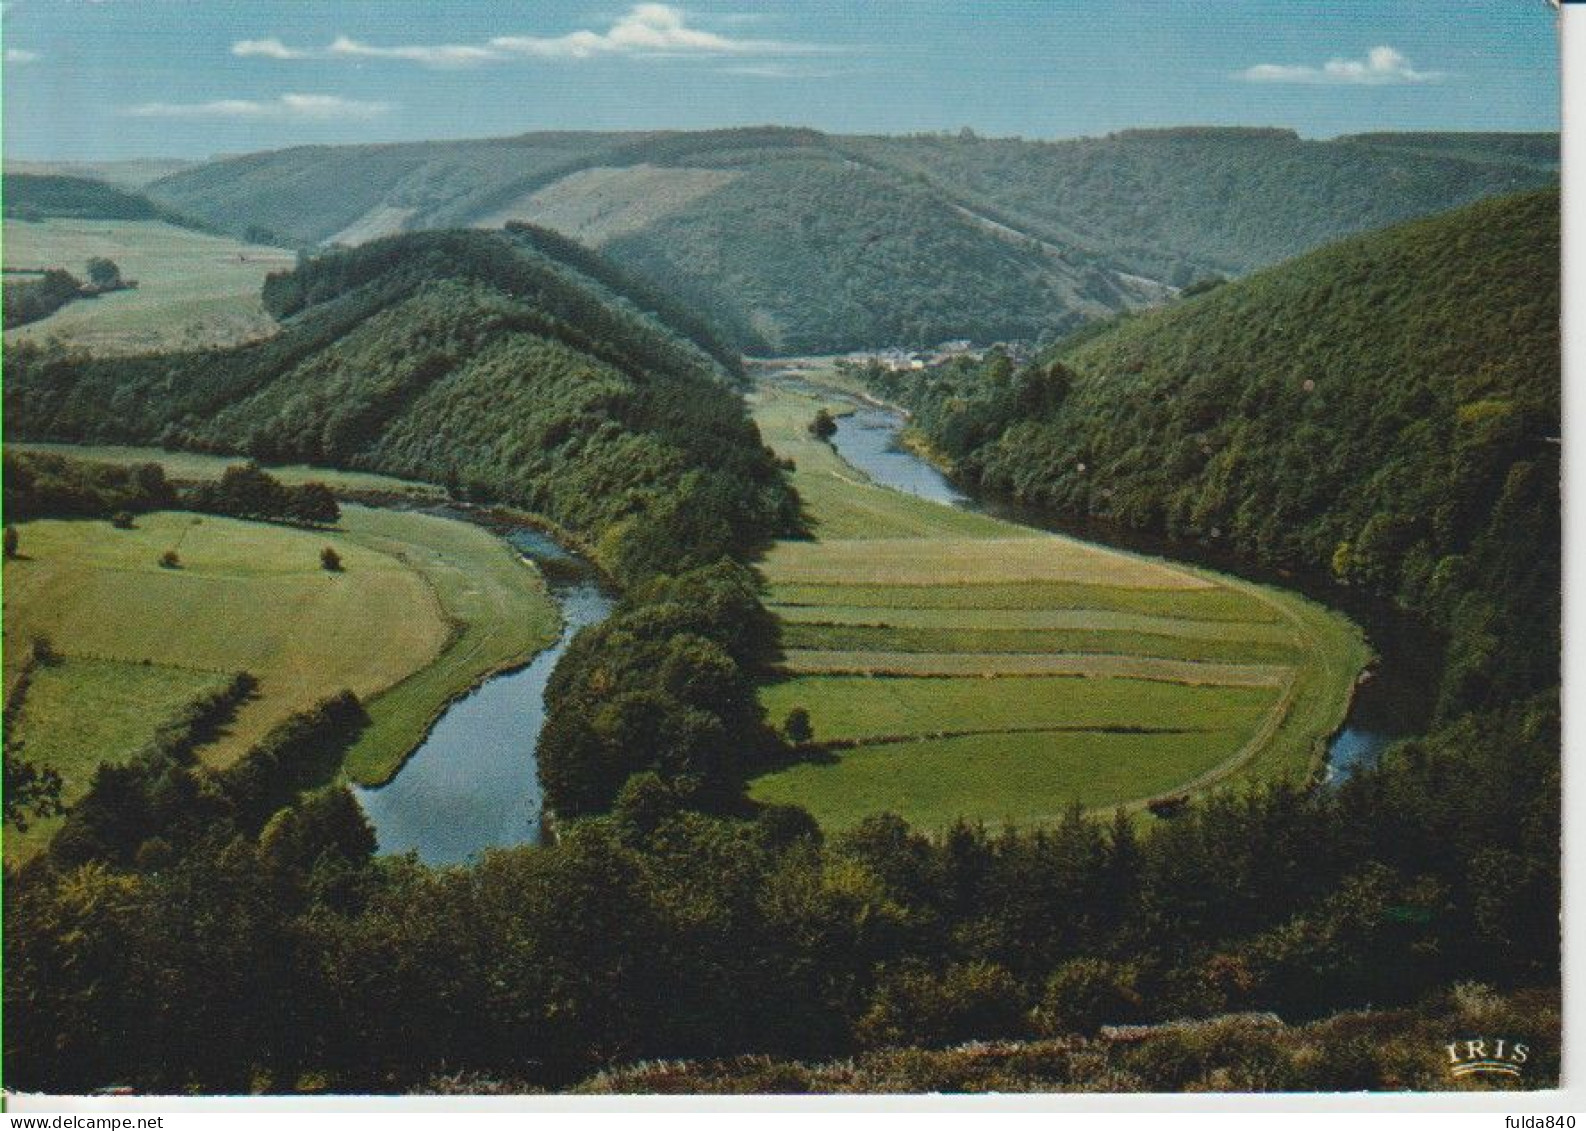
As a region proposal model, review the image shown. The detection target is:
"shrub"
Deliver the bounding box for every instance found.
[1037,959,1143,1036]
[28,634,58,665]
[783,707,814,745]
[856,960,1027,1049]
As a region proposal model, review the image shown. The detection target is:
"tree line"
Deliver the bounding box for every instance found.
[4,451,338,528]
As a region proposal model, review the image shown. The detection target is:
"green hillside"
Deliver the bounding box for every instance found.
[842,128,1555,285]
[3,172,202,227]
[864,188,1560,721]
[142,127,1556,353]
[3,226,797,585]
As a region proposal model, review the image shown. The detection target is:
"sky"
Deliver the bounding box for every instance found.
[0,1,1561,161]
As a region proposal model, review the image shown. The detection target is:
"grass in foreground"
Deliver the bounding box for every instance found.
[2,657,231,864]
[3,511,451,767]
[747,375,1367,831]
[2,218,295,354]
[2,505,559,793]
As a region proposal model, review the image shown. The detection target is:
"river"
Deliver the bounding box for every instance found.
[354,386,1430,863]
[353,525,613,866]
[823,400,1441,780]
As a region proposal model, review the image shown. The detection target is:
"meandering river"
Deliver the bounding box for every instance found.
[353,526,612,865]
[355,382,1436,864]
[823,400,1440,780]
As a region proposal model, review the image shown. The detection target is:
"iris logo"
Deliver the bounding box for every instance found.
[1446,1037,1529,1079]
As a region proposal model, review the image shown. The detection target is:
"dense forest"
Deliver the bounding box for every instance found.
[140,127,1557,353]
[3,226,797,586]
[843,128,1557,285]
[4,688,1557,1092]
[864,188,1560,725]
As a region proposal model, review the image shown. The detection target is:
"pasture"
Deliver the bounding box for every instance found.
[3,658,231,864]
[747,376,1367,831]
[3,502,560,857]
[2,218,293,354]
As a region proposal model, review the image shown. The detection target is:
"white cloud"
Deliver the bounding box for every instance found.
[720,62,839,80]
[327,34,501,68]
[236,4,828,69]
[233,37,311,61]
[1238,46,1443,86]
[123,93,392,120]
[492,2,798,59]
[4,47,39,64]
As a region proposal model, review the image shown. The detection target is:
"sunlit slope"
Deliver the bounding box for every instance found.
[2,219,294,353]
[2,500,560,841]
[746,379,1365,831]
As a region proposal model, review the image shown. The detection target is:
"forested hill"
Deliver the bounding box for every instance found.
[3,226,798,584]
[140,127,1556,354]
[2,173,204,228]
[866,188,1560,722]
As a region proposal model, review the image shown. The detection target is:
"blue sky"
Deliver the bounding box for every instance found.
[1,1,1560,160]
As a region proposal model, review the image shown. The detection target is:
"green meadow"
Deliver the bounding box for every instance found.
[3,218,295,354]
[748,376,1367,832]
[2,499,560,856]
[2,657,232,864]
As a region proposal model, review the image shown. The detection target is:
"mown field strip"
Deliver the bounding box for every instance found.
[782,623,1297,664]
[748,729,1263,831]
[3,501,560,790]
[777,649,1291,685]
[765,536,1213,588]
[760,672,1278,741]
[772,603,1294,639]
[770,580,1283,621]
[9,442,443,497]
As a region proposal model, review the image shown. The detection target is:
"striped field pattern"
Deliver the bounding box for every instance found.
[747,374,1367,832]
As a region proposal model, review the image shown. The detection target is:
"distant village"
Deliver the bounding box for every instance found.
[843,339,1038,372]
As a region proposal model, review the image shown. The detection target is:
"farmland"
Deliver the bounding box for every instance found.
[2,499,560,860]
[747,376,1367,831]
[2,218,293,354]
[7,441,444,498]
[2,657,233,864]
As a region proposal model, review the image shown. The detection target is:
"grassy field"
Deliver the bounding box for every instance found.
[7,441,444,498]
[3,657,232,864]
[3,218,294,354]
[747,374,1368,832]
[3,503,560,857]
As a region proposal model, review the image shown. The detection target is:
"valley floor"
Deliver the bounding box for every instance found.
[747,374,1368,830]
[3,463,560,862]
